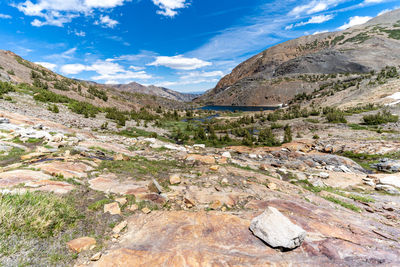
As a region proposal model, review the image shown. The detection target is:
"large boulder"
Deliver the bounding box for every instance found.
[249,207,306,249]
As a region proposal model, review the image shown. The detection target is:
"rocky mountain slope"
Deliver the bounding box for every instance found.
[197,9,400,106]
[0,50,189,110]
[109,82,200,102]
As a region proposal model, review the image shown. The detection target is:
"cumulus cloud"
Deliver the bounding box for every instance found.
[338,16,372,30]
[148,55,212,70]
[35,62,57,70]
[95,15,119,28]
[14,0,127,27]
[0,14,12,19]
[152,0,188,17]
[60,60,152,82]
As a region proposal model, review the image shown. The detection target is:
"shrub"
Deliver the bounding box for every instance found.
[324,108,347,123]
[68,101,100,118]
[363,110,398,125]
[258,127,279,146]
[283,125,292,143]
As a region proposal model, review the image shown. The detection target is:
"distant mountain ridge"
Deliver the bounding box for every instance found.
[196,9,400,106]
[108,82,200,102]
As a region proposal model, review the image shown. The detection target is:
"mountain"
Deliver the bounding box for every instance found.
[0,50,190,110]
[196,9,400,106]
[109,82,200,102]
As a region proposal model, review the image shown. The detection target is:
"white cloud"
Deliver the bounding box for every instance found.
[0,14,12,19]
[60,60,152,82]
[338,16,372,30]
[60,63,89,74]
[179,71,224,80]
[129,66,145,71]
[152,0,188,17]
[148,55,212,70]
[14,0,127,27]
[74,30,86,37]
[35,62,57,70]
[289,0,341,16]
[95,15,119,28]
[295,14,334,27]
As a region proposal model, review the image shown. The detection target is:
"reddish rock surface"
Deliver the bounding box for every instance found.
[93,200,400,267]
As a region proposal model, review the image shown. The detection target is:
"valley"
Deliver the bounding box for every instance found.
[0,6,400,267]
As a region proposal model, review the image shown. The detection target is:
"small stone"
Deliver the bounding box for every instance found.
[104,202,121,215]
[67,237,96,253]
[250,207,306,249]
[267,182,277,190]
[209,165,219,171]
[221,178,228,185]
[319,172,330,179]
[148,179,163,193]
[169,174,181,185]
[112,220,128,234]
[184,197,195,208]
[222,152,231,158]
[90,252,102,261]
[113,233,120,239]
[128,204,138,212]
[116,197,127,206]
[142,207,151,214]
[209,200,223,210]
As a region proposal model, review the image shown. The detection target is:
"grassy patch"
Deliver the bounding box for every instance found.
[98,156,184,179]
[88,198,113,211]
[323,196,361,212]
[0,192,81,238]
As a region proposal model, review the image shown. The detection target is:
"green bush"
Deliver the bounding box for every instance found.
[363,110,398,125]
[68,101,100,118]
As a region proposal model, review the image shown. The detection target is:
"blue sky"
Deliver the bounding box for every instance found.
[0,0,398,93]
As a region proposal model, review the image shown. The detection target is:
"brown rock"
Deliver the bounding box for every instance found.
[142,207,151,214]
[267,182,277,190]
[113,221,128,234]
[128,204,138,212]
[169,174,181,185]
[209,200,223,210]
[35,161,93,178]
[209,165,219,171]
[67,237,96,253]
[90,252,102,261]
[104,202,121,215]
[116,197,127,206]
[185,154,216,164]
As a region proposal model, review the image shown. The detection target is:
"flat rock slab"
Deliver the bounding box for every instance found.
[91,198,400,267]
[89,175,147,195]
[185,154,216,164]
[28,180,75,194]
[67,237,96,253]
[375,174,400,188]
[0,170,52,188]
[79,141,136,157]
[35,161,93,178]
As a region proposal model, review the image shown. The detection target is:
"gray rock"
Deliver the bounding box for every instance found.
[375,184,400,195]
[371,159,400,173]
[379,175,400,188]
[250,206,306,249]
[0,118,10,124]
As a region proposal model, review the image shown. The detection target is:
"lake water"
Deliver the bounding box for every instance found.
[200,105,280,112]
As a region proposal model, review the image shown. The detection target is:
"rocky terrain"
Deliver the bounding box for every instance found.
[109,82,200,102]
[197,9,400,106]
[1,77,400,266]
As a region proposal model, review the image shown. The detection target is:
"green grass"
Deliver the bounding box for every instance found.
[323,196,361,212]
[0,192,81,238]
[98,156,184,179]
[0,147,25,162]
[88,198,113,211]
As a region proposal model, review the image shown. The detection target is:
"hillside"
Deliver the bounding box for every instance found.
[109,82,199,102]
[197,9,400,106]
[0,50,190,110]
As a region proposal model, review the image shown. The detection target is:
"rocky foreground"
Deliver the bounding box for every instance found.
[0,107,399,267]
